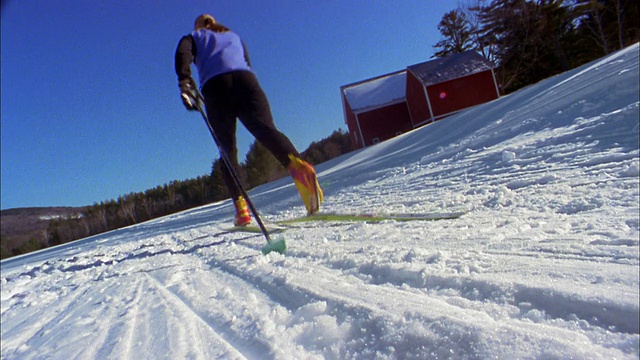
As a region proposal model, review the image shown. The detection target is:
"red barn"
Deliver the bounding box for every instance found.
[341,70,413,149]
[406,51,500,127]
[341,51,500,149]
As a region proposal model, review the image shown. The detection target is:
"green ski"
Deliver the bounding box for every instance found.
[277,211,465,224]
[225,225,287,234]
[224,211,464,235]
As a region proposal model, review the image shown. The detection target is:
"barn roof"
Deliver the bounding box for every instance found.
[407,51,494,86]
[342,70,407,112]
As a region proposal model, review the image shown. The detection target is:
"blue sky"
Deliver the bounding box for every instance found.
[1,0,461,210]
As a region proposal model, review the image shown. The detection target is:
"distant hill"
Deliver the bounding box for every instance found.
[1,207,86,258]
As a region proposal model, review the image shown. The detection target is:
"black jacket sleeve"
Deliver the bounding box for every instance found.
[175,35,196,81]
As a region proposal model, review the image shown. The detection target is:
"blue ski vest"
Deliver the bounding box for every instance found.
[191,29,252,87]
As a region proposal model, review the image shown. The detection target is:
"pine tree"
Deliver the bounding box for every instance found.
[244,141,286,188]
[464,0,499,62]
[472,0,579,92]
[433,9,475,58]
[211,158,230,200]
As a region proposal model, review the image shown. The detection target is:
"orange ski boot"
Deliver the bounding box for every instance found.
[233,196,252,226]
[287,154,324,214]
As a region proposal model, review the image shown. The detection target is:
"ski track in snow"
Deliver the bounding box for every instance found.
[2,45,639,359]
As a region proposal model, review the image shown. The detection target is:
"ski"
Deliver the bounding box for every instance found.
[276,211,465,224]
[223,211,464,234]
[225,225,288,234]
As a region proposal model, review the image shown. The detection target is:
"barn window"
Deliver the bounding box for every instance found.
[372,137,380,144]
[439,91,447,99]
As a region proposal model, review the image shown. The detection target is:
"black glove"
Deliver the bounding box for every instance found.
[179,78,199,111]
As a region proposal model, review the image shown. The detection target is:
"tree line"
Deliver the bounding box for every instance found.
[433,0,638,93]
[1,130,352,259]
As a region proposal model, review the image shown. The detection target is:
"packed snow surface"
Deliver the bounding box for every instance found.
[2,45,639,359]
[342,71,407,112]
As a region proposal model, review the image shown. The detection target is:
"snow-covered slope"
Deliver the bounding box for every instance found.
[2,44,639,359]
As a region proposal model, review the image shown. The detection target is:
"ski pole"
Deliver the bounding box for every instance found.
[190,92,286,255]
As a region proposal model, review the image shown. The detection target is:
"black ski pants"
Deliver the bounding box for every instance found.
[201,70,299,200]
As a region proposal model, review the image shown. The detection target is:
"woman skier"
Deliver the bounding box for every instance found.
[174,14,323,226]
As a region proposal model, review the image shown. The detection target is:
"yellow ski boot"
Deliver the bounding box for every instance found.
[288,154,323,214]
[233,196,252,226]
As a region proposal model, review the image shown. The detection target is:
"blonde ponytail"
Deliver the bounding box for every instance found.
[194,14,230,33]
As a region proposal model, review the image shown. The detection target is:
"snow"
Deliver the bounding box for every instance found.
[408,51,494,86]
[342,71,407,112]
[2,44,639,359]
